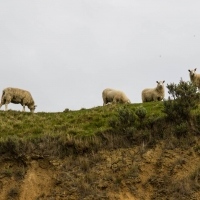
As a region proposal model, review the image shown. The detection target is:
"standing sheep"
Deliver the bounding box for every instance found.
[102,88,131,106]
[0,87,37,112]
[142,81,165,103]
[188,68,200,92]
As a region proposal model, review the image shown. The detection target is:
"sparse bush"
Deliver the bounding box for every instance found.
[123,164,139,179]
[78,156,90,172]
[14,169,26,180]
[174,122,188,138]
[194,145,200,152]
[1,168,12,178]
[125,127,137,135]
[190,167,200,190]
[163,79,200,123]
[170,178,193,198]
[115,176,122,184]
[8,187,19,198]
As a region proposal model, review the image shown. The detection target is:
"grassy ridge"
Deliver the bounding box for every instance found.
[0,102,164,139]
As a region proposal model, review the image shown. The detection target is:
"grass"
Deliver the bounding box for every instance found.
[0,102,164,139]
[0,100,199,159]
[1,100,200,199]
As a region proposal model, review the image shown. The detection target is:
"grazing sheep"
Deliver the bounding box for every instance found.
[0,87,36,112]
[188,68,200,92]
[102,88,131,106]
[142,81,165,103]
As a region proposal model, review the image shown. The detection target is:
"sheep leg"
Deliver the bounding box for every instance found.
[113,98,117,104]
[22,105,25,112]
[5,104,8,111]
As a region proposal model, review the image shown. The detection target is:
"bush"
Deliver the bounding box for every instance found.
[117,106,136,126]
[174,122,188,138]
[108,106,136,136]
[163,79,200,123]
[135,106,147,121]
[108,106,136,133]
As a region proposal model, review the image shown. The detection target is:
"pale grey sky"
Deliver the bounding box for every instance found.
[0,1,200,112]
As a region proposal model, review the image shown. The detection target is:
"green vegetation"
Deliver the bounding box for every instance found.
[0,79,199,159]
[163,79,200,123]
[0,102,163,139]
[1,79,200,200]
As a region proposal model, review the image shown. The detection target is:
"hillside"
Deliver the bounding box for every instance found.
[0,101,200,200]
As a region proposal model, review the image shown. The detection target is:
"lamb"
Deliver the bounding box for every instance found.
[142,81,165,103]
[188,68,200,92]
[0,87,36,112]
[102,88,131,106]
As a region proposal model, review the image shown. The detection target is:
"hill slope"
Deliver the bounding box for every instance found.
[0,102,200,200]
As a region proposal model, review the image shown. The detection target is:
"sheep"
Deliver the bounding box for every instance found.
[0,87,36,112]
[102,88,131,106]
[188,68,200,92]
[142,81,165,103]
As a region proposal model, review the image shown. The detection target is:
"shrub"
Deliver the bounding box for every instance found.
[174,122,188,138]
[8,187,19,198]
[163,79,200,123]
[108,106,136,133]
[117,106,136,126]
[135,106,147,121]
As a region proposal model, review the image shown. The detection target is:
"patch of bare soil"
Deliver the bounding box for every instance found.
[1,139,200,200]
[19,160,53,200]
[0,157,54,200]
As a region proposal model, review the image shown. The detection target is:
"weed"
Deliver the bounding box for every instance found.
[7,187,19,198]
[14,168,26,180]
[1,168,12,178]
[123,164,139,179]
[170,178,193,198]
[115,176,122,184]
[78,156,90,172]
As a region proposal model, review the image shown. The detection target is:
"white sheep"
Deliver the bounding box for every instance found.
[188,68,200,92]
[142,81,165,103]
[0,87,37,112]
[102,88,131,106]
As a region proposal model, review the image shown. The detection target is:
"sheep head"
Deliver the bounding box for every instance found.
[188,68,197,77]
[29,105,37,113]
[156,81,165,89]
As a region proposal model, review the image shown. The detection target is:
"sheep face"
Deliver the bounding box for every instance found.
[188,68,197,77]
[29,105,37,113]
[156,81,165,89]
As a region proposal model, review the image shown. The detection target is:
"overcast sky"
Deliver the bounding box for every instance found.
[0,1,200,112]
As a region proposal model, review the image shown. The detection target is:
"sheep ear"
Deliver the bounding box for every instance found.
[156,81,158,83]
[188,70,191,72]
[163,80,165,83]
[195,68,197,71]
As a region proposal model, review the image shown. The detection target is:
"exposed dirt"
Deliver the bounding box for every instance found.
[1,140,200,200]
